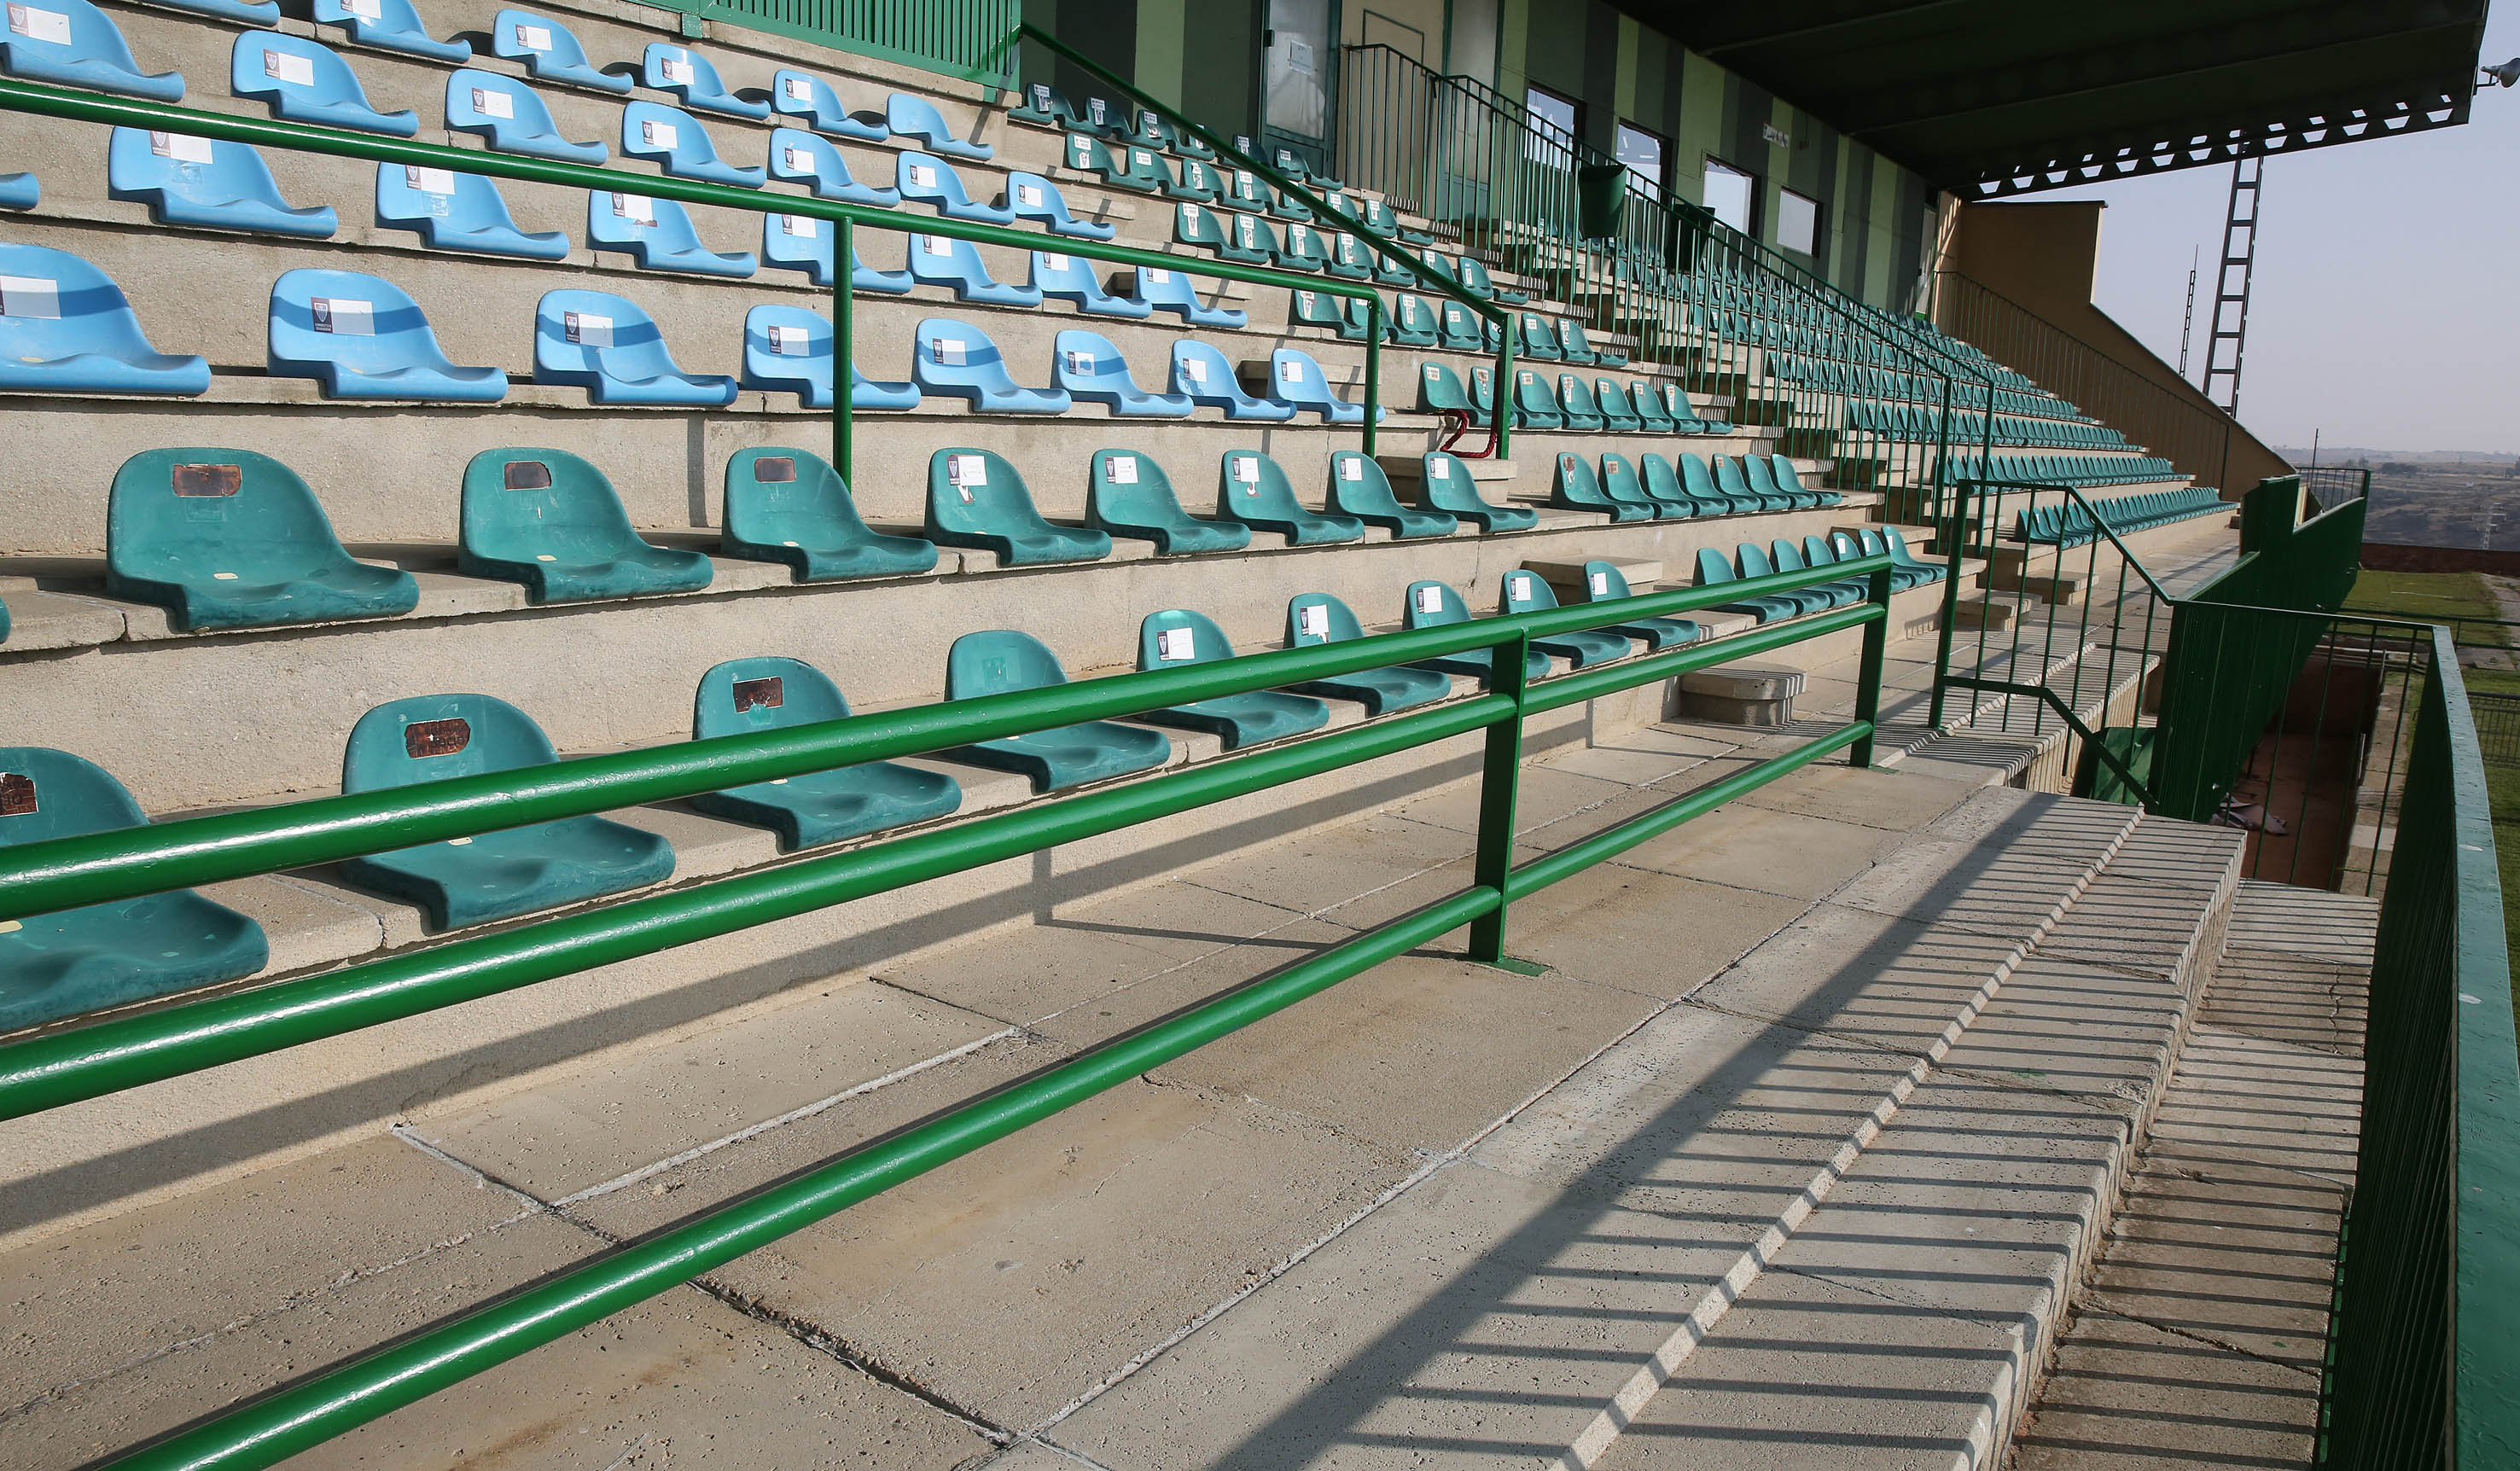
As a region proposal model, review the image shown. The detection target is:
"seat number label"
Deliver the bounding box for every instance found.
[1016,183,1044,208]
[641,119,677,149]
[1277,360,1302,384]
[263,49,315,85]
[1041,252,1068,270]
[1103,454,1136,484]
[311,297,372,335]
[947,454,986,497]
[1299,604,1329,637]
[731,676,784,712]
[1063,350,1093,375]
[783,76,811,101]
[1429,458,1450,480]
[404,718,471,759]
[920,235,953,256]
[0,773,34,817]
[1414,586,1443,614]
[7,3,67,42]
[150,131,213,163]
[612,193,655,224]
[930,337,964,364]
[765,323,805,356]
[1338,457,1362,480]
[515,21,550,49]
[783,145,812,172]
[407,165,457,195]
[1591,572,1611,595]
[472,86,513,118]
[781,213,815,236]
[1179,356,1206,382]
[907,164,937,189]
[660,55,695,84]
[563,311,612,346]
[1155,627,1196,661]
[1511,574,1533,600]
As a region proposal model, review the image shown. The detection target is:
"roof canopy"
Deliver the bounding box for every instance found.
[1624,0,2492,197]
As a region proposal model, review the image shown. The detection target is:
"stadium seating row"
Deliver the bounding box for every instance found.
[1944,452,2186,489]
[2012,487,2228,545]
[1693,530,1943,622]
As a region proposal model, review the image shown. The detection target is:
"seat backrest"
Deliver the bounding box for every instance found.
[317,0,456,55]
[930,446,1053,538]
[108,446,350,581]
[459,445,643,564]
[108,125,294,212]
[1713,456,1754,497]
[908,231,1003,288]
[1171,340,1254,404]
[1580,560,1634,602]
[1638,453,1682,501]
[535,288,679,381]
[586,189,726,259]
[269,267,452,375]
[768,68,852,130]
[1800,536,1836,567]
[1600,454,1646,503]
[343,693,555,794]
[1771,453,1808,492]
[1173,200,1225,244]
[723,445,870,546]
[1554,451,1608,504]
[0,744,154,858]
[1055,329,1140,396]
[897,149,976,204]
[642,41,748,108]
[743,303,830,386]
[1743,455,1782,496]
[1500,567,1561,615]
[1510,368,1557,416]
[1219,449,1306,518]
[1738,542,1778,578]
[1138,608,1233,670]
[693,655,850,740]
[1403,579,1469,628]
[1267,347,1340,406]
[1280,221,1327,264]
[1090,447,1190,522]
[1230,212,1279,257]
[912,317,1016,391]
[445,68,573,145]
[1694,547,1738,586]
[767,128,864,193]
[0,241,164,361]
[947,628,1068,699]
[1005,171,1075,224]
[1557,374,1600,416]
[2,0,163,84]
[624,100,728,168]
[1031,247,1110,302]
[1287,591,1365,646]
[1328,451,1407,515]
[1417,361,1472,413]
[490,8,609,80]
[887,91,979,153]
[1520,313,1559,355]
[233,31,378,111]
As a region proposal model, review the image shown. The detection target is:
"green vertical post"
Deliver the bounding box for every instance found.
[1363,295,1382,456]
[1851,563,1893,768]
[1493,335,1516,456]
[1466,628,1531,964]
[833,214,855,484]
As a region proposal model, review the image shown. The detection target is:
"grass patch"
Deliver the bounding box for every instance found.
[2345,569,2511,644]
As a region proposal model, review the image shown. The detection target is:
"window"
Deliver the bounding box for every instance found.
[1777,187,1820,256]
[1524,84,1578,164]
[1615,122,1667,201]
[1702,158,1754,235]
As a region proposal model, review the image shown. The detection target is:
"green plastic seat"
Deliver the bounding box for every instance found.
[722,446,939,582]
[1599,454,1683,521]
[690,656,960,850]
[1630,453,1700,518]
[459,447,713,604]
[1329,451,1455,538]
[0,747,267,1032]
[1401,580,1549,684]
[1693,547,1798,623]
[1417,361,1488,427]
[1551,452,1654,522]
[1884,526,1945,583]
[1506,367,1563,430]
[1283,592,1452,715]
[340,694,676,930]
[1389,294,1440,347]
[1554,374,1606,432]
[1714,456,1789,512]
[1136,609,1330,749]
[927,447,1111,565]
[1289,286,1366,340]
[1217,450,1364,544]
[1087,447,1251,554]
[1680,452,1756,513]
[1594,377,1643,433]
[1771,538,1861,608]
[943,629,1173,792]
[1737,541,1835,613]
[1418,451,1535,532]
[107,448,418,631]
[1577,560,1699,648]
[1499,568,1632,667]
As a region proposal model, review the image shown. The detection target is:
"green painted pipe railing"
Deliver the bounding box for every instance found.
[0,554,1891,1470]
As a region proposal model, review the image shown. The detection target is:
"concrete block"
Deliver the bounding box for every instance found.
[1677,664,1802,726]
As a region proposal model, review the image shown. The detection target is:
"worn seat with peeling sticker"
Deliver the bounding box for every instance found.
[1135,609,1330,750]
[722,445,936,582]
[1550,451,1654,522]
[375,161,568,260]
[1417,451,1535,532]
[0,748,267,1032]
[942,630,1173,793]
[925,446,1109,566]
[231,32,416,136]
[690,657,961,851]
[1327,451,1454,538]
[765,128,895,206]
[911,317,1068,414]
[534,288,737,405]
[621,100,763,187]
[0,0,183,100]
[108,126,335,237]
[1215,450,1363,545]
[340,695,677,931]
[489,8,624,91]
[587,188,759,276]
[1400,580,1550,683]
[895,150,1014,224]
[1282,592,1452,716]
[457,445,714,602]
[640,41,765,120]
[1087,448,1249,555]
[268,267,507,402]
[768,69,886,142]
[0,243,209,396]
[1056,328,1190,418]
[313,0,466,61]
[444,69,602,163]
[1499,567,1634,668]
[739,303,917,410]
[1554,373,1606,433]
[107,448,419,631]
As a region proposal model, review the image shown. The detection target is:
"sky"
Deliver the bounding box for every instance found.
[2024,9,2520,457]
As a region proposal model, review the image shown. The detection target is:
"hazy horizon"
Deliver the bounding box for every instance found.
[2021,7,2519,456]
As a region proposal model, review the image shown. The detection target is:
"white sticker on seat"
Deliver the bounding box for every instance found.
[765,323,806,355]
[1041,252,1068,270]
[1071,137,1091,163]
[948,452,986,492]
[641,119,678,149]
[613,193,655,224]
[1511,573,1533,599]
[1179,202,1197,224]
[311,297,373,335]
[1132,149,1154,169]
[660,55,694,84]
[1299,603,1329,637]
[1277,359,1303,384]
[1520,371,1536,385]
[263,49,315,85]
[1413,585,1443,614]
[345,0,381,18]
[1590,571,1610,596]
[1086,98,1107,122]
[1424,364,1440,379]
[212,570,239,580]
[1237,218,1256,241]
[1179,355,1206,382]
[1429,458,1451,480]
[1103,454,1136,484]
[1231,455,1259,483]
[1140,108,1159,133]
[1338,456,1361,480]
[150,131,214,163]
[563,311,611,346]
[780,213,816,236]
[907,163,937,189]
[473,86,514,118]
[7,4,69,43]
[783,76,810,101]
[930,337,965,364]
[515,21,550,49]
[1016,183,1044,209]
[1295,291,1312,311]
[1156,626,1196,661]
[1063,349,1094,375]
[1144,268,1169,282]
[920,235,954,257]
[1289,226,1311,248]
[407,165,457,195]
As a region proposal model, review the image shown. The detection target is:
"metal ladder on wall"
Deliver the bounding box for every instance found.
[2200,157,2263,415]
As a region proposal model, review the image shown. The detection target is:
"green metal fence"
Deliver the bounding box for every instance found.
[651,0,1021,85]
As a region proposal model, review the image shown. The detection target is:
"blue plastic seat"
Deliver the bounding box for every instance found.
[1217,450,1363,545]
[1173,201,1271,265]
[1692,547,1798,623]
[1263,347,1377,424]
[1328,451,1454,538]
[1419,451,1535,532]
[1402,580,1549,683]
[1551,451,1654,522]
[340,695,677,931]
[0,172,32,210]
[690,658,960,850]
[1005,172,1112,241]
[0,243,207,396]
[1576,560,1699,648]
[769,68,886,141]
[1137,609,1330,750]
[765,127,895,206]
[1282,593,1451,716]
[887,90,987,160]
[314,0,466,61]
[1500,568,1632,668]
[586,190,755,276]
[533,289,736,405]
[1,0,181,99]
[943,631,1173,793]
[897,150,1014,224]
[722,446,936,581]
[1087,448,1250,555]
[1173,340,1290,420]
[741,303,917,410]
[1033,249,1148,318]
[375,162,567,259]
[232,32,416,136]
[911,317,1068,414]
[928,447,1108,565]
[107,446,418,631]
[108,126,335,238]
[268,269,504,403]
[445,69,602,163]
[1134,264,1245,328]
[155,0,276,21]
[459,446,713,602]
[490,9,625,92]
[641,42,765,119]
[622,101,762,187]
[907,231,1039,306]
[759,212,909,292]
[1056,329,1191,418]
[0,748,265,1031]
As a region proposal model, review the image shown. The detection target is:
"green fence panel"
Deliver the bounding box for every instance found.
[652,0,1021,86]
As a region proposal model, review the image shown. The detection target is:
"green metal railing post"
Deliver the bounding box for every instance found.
[1926,477,1970,730]
[1364,294,1383,456]
[1466,628,1531,965]
[1852,563,1894,767]
[832,214,853,484]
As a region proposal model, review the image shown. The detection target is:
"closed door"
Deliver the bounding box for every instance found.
[1264,0,1336,144]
